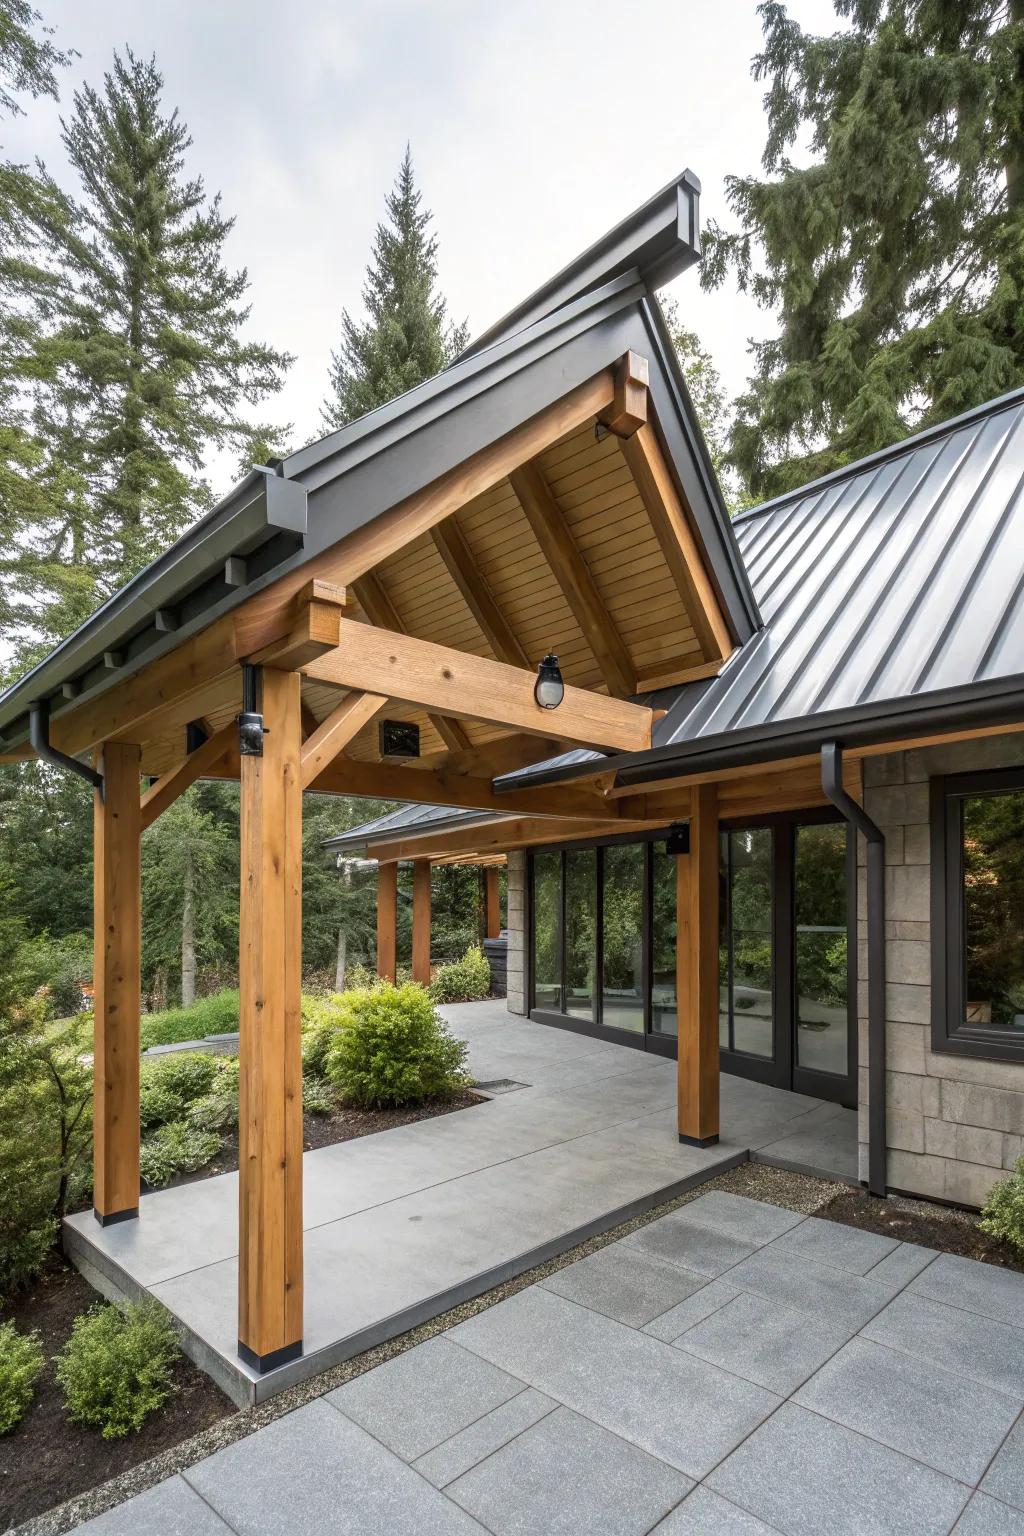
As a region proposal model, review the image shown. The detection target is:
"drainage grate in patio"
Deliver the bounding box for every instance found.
[475,1079,531,1094]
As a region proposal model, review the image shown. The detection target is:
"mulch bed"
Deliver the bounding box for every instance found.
[0,1258,233,1534]
[159,1087,485,1189]
[818,1187,1024,1274]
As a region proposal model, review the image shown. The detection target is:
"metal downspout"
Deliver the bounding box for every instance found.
[29,700,104,796]
[821,741,886,1198]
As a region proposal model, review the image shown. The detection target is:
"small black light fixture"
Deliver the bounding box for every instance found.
[534,652,564,710]
[665,822,690,857]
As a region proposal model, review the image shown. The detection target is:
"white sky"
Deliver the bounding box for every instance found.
[6,0,840,496]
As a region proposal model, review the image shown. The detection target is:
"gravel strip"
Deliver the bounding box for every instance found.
[12,1160,842,1536]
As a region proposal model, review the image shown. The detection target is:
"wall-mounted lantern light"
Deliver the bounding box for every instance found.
[534,652,565,710]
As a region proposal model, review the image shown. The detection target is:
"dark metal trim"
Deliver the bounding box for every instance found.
[930,765,1024,1063]
[93,1205,138,1227]
[821,741,885,1197]
[679,1132,719,1148]
[237,1338,303,1374]
[29,700,103,796]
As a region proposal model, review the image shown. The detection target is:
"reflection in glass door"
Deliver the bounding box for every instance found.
[795,823,850,1080]
[602,844,644,1032]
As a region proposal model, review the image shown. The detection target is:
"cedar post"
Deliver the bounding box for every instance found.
[377,860,398,982]
[237,667,303,1370]
[412,859,432,985]
[484,866,501,939]
[677,782,720,1146]
[93,741,142,1224]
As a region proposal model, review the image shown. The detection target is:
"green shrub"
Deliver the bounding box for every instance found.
[302,1076,336,1115]
[139,1052,220,1130]
[140,1121,223,1187]
[55,1300,179,1439]
[980,1156,1024,1254]
[139,989,240,1050]
[429,945,492,1004]
[324,983,469,1109]
[0,1322,45,1434]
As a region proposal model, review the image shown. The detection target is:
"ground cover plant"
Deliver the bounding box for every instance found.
[0,1322,44,1435]
[54,1300,181,1440]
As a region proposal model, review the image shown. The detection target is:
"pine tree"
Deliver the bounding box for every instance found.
[321,147,467,429]
[34,49,292,607]
[703,0,1024,499]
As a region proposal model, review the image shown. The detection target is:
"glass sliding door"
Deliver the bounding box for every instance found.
[601,843,645,1032]
[650,841,677,1036]
[793,820,852,1093]
[720,828,774,1061]
[532,850,561,1011]
[564,849,597,1019]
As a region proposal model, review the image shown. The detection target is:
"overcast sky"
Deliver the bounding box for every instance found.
[7,0,839,495]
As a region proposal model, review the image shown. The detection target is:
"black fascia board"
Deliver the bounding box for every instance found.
[460,171,702,361]
[491,673,1024,794]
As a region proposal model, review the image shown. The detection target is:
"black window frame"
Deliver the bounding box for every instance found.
[931,765,1024,1063]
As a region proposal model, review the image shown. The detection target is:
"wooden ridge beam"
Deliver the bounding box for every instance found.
[430,520,529,668]
[305,620,657,754]
[140,722,238,831]
[621,423,733,663]
[509,461,635,697]
[352,571,471,753]
[300,692,387,790]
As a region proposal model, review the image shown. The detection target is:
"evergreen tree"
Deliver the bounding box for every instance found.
[703,0,1024,499]
[22,49,292,627]
[141,785,239,1006]
[659,297,751,512]
[321,147,467,429]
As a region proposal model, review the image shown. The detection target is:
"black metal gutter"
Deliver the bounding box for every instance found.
[461,171,702,360]
[821,742,886,1197]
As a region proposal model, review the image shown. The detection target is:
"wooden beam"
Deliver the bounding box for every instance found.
[430,520,530,667]
[599,350,649,438]
[308,753,625,819]
[635,655,723,693]
[377,861,397,982]
[237,669,303,1371]
[412,859,431,985]
[140,722,238,830]
[484,866,501,939]
[509,461,635,697]
[305,620,657,753]
[93,741,141,1224]
[677,782,719,1146]
[237,582,347,670]
[621,422,733,662]
[300,701,319,740]
[414,734,568,778]
[353,571,472,753]
[299,692,387,790]
[48,371,614,760]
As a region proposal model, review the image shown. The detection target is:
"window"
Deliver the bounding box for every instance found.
[932,767,1024,1061]
[532,851,561,1011]
[719,828,774,1059]
[564,849,597,1019]
[795,822,849,1077]
[602,843,645,1033]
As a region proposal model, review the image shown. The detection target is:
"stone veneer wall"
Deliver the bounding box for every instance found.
[505,851,527,1016]
[859,730,1024,1207]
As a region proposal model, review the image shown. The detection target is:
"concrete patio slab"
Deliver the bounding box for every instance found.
[63,1003,857,1406]
[70,1194,1024,1536]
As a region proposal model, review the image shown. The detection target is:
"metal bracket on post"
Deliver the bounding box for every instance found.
[237,664,269,758]
[29,700,104,797]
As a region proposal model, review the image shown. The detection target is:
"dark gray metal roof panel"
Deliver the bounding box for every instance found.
[322,800,507,855]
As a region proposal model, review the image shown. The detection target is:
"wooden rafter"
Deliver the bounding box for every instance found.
[352,571,471,753]
[430,519,530,667]
[620,423,733,663]
[304,620,657,752]
[599,350,649,439]
[509,461,635,697]
[300,691,387,790]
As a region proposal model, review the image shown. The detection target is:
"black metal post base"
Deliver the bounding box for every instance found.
[237,1338,303,1374]
[93,1206,139,1227]
[678,1133,719,1148]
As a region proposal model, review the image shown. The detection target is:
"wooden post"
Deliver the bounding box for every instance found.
[412,859,431,985]
[677,782,720,1146]
[484,866,501,939]
[93,741,141,1224]
[377,861,398,982]
[238,668,303,1371]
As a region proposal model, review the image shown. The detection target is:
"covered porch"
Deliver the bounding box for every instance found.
[64,1001,856,1406]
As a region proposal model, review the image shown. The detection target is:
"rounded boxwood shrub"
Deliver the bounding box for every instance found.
[429,945,492,1004]
[0,1322,45,1434]
[980,1156,1024,1254]
[55,1300,179,1439]
[324,983,469,1109]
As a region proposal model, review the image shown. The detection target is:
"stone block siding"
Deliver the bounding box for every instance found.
[506,851,526,1016]
[859,731,1024,1207]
